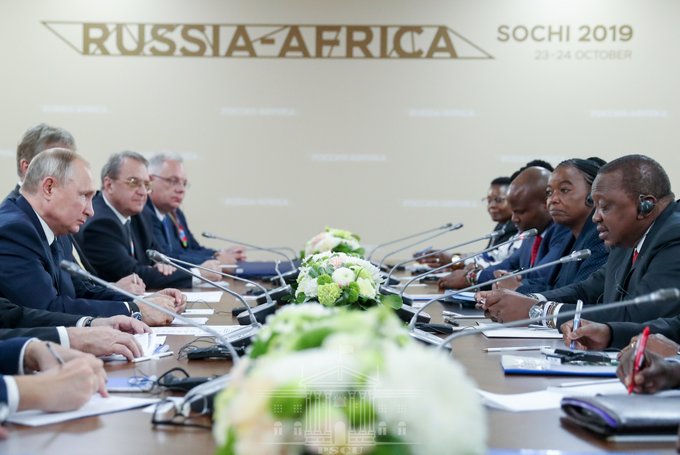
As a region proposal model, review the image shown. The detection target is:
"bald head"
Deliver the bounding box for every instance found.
[508,167,551,202]
[506,167,553,233]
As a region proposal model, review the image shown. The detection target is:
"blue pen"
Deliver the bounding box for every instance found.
[570,299,584,350]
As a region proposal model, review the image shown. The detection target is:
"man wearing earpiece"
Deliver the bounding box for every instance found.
[478,155,680,330]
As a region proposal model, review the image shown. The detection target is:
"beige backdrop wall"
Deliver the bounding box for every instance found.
[1,0,678,258]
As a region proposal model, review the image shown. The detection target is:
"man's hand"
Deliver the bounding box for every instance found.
[24,340,93,371]
[492,270,522,291]
[617,348,680,394]
[138,294,177,326]
[91,315,152,334]
[66,327,143,360]
[153,288,187,313]
[416,252,452,268]
[215,246,247,264]
[437,270,468,290]
[153,263,176,275]
[631,333,680,358]
[475,289,534,323]
[15,356,107,412]
[115,273,145,295]
[199,259,223,282]
[561,319,611,351]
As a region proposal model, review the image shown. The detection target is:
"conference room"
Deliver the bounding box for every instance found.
[1,0,680,454]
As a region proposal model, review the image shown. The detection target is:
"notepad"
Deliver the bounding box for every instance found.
[101,334,169,362]
[152,325,244,336]
[172,317,208,326]
[7,395,159,427]
[501,354,617,377]
[477,322,563,339]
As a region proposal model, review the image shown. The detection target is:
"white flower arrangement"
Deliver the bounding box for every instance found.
[303,227,365,258]
[294,252,399,310]
[213,312,487,455]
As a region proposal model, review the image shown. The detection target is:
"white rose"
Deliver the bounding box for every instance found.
[331,267,355,287]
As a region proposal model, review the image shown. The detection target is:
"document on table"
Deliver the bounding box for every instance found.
[143,291,222,303]
[477,322,563,339]
[172,317,208,326]
[479,380,626,412]
[7,395,159,426]
[152,325,245,336]
[182,308,215,316]
[101,334,169,362]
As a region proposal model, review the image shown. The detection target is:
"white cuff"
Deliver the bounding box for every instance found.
[3,377,20,414]
[57,327,70,348]
[17,338,38,375]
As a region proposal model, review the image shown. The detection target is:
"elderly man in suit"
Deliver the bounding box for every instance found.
[76,151,193,289]
[143,153,245,270]
[478,154,680,330]
[5,124,145,295]
[0,148,181,325]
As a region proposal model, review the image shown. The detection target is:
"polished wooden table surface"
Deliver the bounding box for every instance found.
[1,279,677,454]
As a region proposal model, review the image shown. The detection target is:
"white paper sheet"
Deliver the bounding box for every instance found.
[479,380,627,412]
[477,322,563,339]
[182,291,223,303]
[171,317,208,326]
[7,395,159,426]
[152,325,244,336]
[182,309,215,316]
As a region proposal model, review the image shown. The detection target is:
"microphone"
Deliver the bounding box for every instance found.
[396,228,539,300]
[202,231,297,276]
[407,248,591,347]
[377,223,463,270]
[146,250,261,335]
[436,287,680,351]
[384,228,506,286]
[367,222,459,261]
[158,253,290,323]
[59,260,243,362]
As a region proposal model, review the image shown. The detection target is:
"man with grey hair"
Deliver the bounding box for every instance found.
[0,148,180,326]
[76,151,193,289]
[5,123,75,202]
[144,153,245,274]
[4,123,146,295]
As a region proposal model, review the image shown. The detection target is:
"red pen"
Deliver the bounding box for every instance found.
[627,326,650,394]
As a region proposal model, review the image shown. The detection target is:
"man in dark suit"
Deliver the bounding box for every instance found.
[4,124,146,295]
[479,155,680,328]
[143,153,245,278]
[438,166,573,290]
[76,151,192,289]
[0,148,178,325]
[0,337,107,424]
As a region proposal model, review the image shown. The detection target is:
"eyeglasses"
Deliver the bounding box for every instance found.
[482,196,507,205]
[152,174,190,189]
[117,177,152,193]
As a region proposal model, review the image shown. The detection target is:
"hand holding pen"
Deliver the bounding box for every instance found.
[627,326,650,394]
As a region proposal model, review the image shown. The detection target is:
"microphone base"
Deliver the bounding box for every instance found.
[224,324,260,346]
[236,302,277,325]
[379,285,413,306]
[254,285,292,304]
[409,328,452,349]
[395,304,431,324]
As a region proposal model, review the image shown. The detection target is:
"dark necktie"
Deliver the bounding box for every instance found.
[125,220,135,257]
[50,240,63,292]
[162,216,174,244]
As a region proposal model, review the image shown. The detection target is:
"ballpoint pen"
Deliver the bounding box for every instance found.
[628,326,650,394]
[45,342,65,366]
[570,299,583,350]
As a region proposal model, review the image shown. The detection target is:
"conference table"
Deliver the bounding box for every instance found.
[1,277,677,454]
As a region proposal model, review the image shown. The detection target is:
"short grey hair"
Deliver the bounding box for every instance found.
[148,153,183,174]
[100,151,149,186]
[22,148,84,194]
[16,124,76,178]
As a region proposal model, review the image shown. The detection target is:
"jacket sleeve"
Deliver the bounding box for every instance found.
[0,222,129,317]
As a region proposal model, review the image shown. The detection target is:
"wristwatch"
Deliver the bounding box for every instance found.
[131,311,143,321]
[528,302,544,320]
